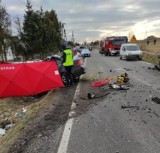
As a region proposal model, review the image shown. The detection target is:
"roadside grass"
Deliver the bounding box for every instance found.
[138,39,160,54]
[137,39,160,65]
[0,90,55,153]
[142,52,160,65]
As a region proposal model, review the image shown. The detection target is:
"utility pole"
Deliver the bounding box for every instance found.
[71,31,75,44]
[64,29,67,42]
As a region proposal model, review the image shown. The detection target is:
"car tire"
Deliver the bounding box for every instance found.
[125,56,128,61]
[105,51,108,56]
[73,76,79,83]
[120,56,122,60]
[61,72,70,86]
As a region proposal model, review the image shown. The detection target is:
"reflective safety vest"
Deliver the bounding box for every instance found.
[63,49,74,66]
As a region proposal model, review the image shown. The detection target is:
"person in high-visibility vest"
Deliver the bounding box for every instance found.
[62,45,74,85]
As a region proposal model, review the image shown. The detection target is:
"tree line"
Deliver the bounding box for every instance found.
[0,0,99,62]
[0,0,64,61]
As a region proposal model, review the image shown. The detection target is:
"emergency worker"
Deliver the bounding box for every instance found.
[62,45,74,85]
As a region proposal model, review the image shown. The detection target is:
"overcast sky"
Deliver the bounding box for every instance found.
[2,0,160,43]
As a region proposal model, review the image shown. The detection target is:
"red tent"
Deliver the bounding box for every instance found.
[0,61,64,98]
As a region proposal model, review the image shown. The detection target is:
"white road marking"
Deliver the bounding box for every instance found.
[57,118,73,153]
[57,76,82,153]
[57,57,87,153]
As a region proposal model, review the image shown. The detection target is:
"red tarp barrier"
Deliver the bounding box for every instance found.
[0,61,64,98]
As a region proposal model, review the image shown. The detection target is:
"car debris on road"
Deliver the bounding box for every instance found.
[93,73,130,91]
[84,73,131,99]
[152,97,160,104]
[121,105,140,110]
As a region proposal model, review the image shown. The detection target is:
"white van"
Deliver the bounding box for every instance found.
[120,43,143,60]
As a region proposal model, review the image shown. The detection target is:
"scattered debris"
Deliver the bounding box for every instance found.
[0,107,28,136]
[121,105,140,110]
[5,123,13,130]
[14,107,28,119]
[0,119,11,129]
[0,128,5,136]
[80,92,110,100]
[91,73,130,94]
[87,93,96,99]
[142,120,147,124]
[92,77,113,87]
[154,65,160,71]
[109,84,129,90]
[148,66,156,69]
[152,97,160,104]
[100,85,110,91]
[116,73,130,84]
[0,119,13,136]
[152,111,159,117]
[124,68,132,71]
[14,112,25,118]
[22,107,27,113]
[148,64,160,71]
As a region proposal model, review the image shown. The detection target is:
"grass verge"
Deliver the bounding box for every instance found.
[0,90,55,153]
[142,52,160,65]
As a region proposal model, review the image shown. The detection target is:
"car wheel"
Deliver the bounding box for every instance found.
[73,76,79,83]
[125,56,128,61]
[61,72,70,86]
[120,56,122,60]
[105,52,108,56]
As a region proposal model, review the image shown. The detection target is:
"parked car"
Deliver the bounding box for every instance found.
[120,43,143,60]
[80,46,91,57]
[44,55,86,85]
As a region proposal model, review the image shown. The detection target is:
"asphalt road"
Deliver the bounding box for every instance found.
[20,49,160,153]
[60,50,160,153]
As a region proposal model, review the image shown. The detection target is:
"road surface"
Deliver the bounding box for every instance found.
[13,49,160,153]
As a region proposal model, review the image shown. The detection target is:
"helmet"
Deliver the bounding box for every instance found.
[61,44,67,50]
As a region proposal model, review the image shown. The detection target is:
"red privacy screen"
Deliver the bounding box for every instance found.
[0,61,64,98]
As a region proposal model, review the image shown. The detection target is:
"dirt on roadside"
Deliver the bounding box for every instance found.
[0,86,76,153]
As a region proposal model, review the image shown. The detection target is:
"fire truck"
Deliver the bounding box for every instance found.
[99,36,128,56]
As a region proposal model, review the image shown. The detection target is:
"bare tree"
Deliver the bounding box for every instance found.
[0,0,11,62]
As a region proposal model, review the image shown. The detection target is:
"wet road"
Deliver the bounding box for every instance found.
[62,50,160,153]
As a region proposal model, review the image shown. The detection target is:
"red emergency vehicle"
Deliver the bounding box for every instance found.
[99,36,128,56]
